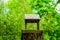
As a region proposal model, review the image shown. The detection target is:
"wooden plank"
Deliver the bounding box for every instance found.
[25,14,40,19]
[22,30,43,34]
[25,19,39,23]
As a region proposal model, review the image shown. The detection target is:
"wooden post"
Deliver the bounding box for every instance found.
[25,22,27,29]
[37,21,39,30]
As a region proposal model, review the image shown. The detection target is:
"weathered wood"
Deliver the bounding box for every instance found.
[22,30,43,34]
[25,14,40,19]
[21,30,43,40]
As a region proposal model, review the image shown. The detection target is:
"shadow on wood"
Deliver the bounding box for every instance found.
[21,30,43,40]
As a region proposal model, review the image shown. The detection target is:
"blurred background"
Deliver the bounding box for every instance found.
[0,0,60,40]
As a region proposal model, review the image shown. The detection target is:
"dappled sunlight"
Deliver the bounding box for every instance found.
[3,7,9,14]
[32,9,38,13]
[4,0,8,3]
[56,4,60,13]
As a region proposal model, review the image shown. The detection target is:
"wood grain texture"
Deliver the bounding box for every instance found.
[21,30,43,40]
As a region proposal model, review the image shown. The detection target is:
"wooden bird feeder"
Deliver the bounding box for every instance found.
[21,14,43,40]
[25,14,40,30]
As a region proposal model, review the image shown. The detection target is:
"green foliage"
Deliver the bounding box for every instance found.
[0,0,32,40]
[0,0,60,40]
[30,0,60,40]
